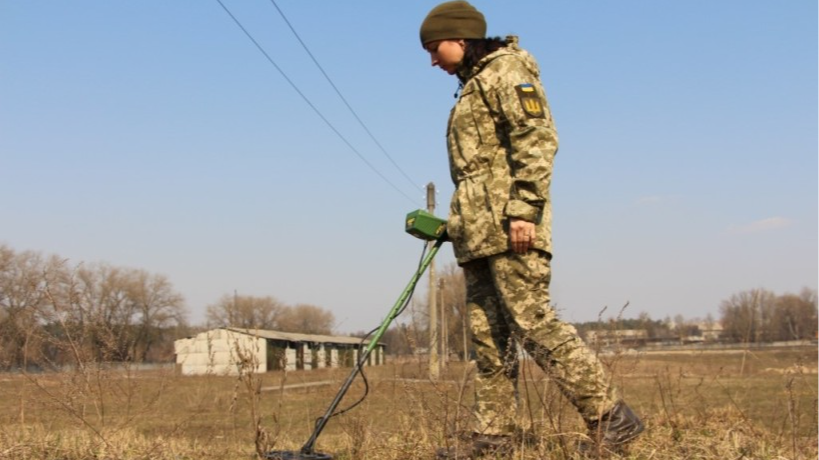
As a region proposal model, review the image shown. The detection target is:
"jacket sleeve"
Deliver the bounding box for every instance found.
[487,57,559,223]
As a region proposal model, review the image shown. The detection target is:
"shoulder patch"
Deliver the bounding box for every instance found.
[514,83,545,119]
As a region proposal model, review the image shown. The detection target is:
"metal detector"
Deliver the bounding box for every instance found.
[265,210,447,460]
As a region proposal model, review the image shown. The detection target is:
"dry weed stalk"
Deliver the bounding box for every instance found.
[11,267,192,459]
[231,337,275,458]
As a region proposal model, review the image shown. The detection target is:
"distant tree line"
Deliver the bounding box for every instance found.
[205,294,335,335]
[539,288,816,346]
[719,288,817,343]
[0,244,189,370]
[2,243,814,368]
[0,245,338,370]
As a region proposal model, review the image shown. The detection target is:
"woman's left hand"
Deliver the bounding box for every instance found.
[509,218,536,254]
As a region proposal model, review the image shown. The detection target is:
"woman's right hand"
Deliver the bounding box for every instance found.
[509,218,536,254]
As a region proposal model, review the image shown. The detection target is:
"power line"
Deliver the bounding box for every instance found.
[215,0,419,205]
[267,0,423,193]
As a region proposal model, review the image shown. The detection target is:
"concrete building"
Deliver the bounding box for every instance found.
[695,321,724,342]
[585,329,649,347]
[174,327,385,376]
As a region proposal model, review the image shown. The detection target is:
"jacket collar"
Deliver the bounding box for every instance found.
[456,35,522,83]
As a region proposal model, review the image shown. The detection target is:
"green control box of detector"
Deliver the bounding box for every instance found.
[405,209,447,241]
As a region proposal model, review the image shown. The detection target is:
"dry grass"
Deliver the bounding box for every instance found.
[0,346,815,459]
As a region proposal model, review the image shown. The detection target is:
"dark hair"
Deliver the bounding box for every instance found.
[460,37,508,73]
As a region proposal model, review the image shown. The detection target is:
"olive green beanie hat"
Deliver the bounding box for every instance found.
[419,1,486,46]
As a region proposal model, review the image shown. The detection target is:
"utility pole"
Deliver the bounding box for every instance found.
[233,289,239,326]
[427,182,439,380]
[440,278,448,366]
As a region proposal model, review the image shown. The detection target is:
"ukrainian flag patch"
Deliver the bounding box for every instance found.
[515,83,545,118]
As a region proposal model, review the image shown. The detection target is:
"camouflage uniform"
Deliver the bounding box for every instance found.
[446,36,619,435]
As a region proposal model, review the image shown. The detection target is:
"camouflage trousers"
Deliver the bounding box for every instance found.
[462,250,619,435]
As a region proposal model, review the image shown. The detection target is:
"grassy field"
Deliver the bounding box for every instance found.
[0,346,815,459]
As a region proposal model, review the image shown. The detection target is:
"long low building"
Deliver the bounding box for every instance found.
[174,327,385,376]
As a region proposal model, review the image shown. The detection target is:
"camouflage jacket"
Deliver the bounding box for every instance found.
[446,36,559,264]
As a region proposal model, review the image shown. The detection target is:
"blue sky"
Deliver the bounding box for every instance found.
[1,1,816,333]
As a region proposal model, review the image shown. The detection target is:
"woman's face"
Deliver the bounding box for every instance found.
[425,39,465,75]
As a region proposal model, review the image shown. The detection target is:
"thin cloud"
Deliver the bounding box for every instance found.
[727,217,794,235]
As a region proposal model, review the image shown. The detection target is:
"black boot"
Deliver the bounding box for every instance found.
[436,433,513,459]
[584,401,644,451]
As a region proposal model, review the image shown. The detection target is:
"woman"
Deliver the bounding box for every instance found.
[419,2,644,457]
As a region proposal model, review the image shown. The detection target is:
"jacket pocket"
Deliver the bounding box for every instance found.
[453,180,501,256]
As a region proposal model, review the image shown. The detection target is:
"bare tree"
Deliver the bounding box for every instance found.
[0,246,53,369]
[1,245,189,366]
[381,323,414,355]
[73,264,140,361]
[635,311,672,340]
[128,270,187,361]
[673,314,686,341]
[206,294,285,330]
[720,288,779,343]
[772,288,818,341]
[277,304,334,335]
[56,263,188,363]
